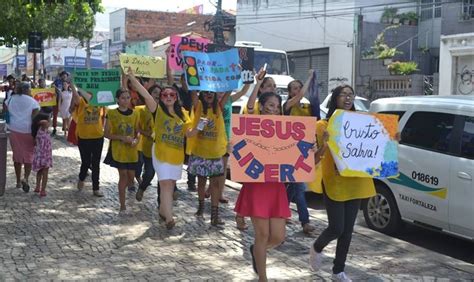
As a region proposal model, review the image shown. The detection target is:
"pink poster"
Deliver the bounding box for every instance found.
[168,35,211,70]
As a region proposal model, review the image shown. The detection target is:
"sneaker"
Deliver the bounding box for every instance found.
[332,272,352,282]
[309,243,323,272]
[128,186,136,193]
[77,181,84,190]
[136,188,144,201]
[303,223,316,235]
[93,190,104,197]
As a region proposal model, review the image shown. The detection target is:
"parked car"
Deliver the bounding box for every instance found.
[363,95,474,241]
[319,94,370,119]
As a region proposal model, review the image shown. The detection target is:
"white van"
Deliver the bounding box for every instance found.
[363,95,474,241]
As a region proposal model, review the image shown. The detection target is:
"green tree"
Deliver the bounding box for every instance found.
[0,0,103,46]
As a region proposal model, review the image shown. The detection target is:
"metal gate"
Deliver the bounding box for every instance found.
[288,47,329,101]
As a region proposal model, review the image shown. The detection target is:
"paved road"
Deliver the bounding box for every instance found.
[1,136,473,280]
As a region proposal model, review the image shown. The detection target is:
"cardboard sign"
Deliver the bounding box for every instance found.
[169,35,211,70]
[182,49,241,92]
[327,110,399,178]
[207,44,255,84]
[119,54,165,78]
[31,88,56,107]
[72,69,121,106]
[230,114,317,183]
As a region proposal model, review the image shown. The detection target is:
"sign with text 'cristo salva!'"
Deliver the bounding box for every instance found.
[119,54,166,78]
[327,110,399,178]
[72,69,121,106]
[230,114,317,183]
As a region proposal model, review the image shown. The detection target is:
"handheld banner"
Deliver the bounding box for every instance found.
[230,114,317,183]
[182,49,241,92]
[327,110,399,178]
[119,54,165,78]
[169,35,211,71]
[72,69,121,106]
[31,88,56,107]
[207,44,255,84]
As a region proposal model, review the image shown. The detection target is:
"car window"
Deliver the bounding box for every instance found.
[378,111,405,121]
[354,99,369,112]
[461,116,474,160]
[401,112,455,154]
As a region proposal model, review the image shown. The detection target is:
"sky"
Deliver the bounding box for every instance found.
[95,0,237,31]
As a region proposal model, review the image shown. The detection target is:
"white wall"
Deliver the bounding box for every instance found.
[109,8,126,43]
[236,0,355,91]
[439,33,474,95]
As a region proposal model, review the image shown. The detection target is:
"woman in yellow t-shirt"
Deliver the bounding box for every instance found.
[309,85,376,281]
[103,88,140,213]
[188,90,228,227]
[128,71,199,230]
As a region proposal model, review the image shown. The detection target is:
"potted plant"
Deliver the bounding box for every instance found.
[388,61,418,75]
[392,14,401,24]
[406,12,418,25]
[399,13,410,25]
[381,7,398,24]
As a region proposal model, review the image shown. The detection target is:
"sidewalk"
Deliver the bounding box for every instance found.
[1,136,473,280]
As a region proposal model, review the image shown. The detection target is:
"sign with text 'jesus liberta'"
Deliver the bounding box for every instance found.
[327,110,399,178]
[72,69,121,106]
[230,114,317,183]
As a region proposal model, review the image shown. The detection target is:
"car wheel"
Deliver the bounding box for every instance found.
[363,183,402,235]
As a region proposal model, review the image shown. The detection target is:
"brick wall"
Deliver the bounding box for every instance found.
[125,10,215,42]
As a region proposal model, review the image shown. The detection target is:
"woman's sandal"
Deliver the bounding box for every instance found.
[235,215,248,231]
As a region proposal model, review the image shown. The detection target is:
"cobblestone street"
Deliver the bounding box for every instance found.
[1,135,473,280]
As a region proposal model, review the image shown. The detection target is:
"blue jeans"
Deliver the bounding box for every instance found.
[286,182,310,226]
[136,152,155,191]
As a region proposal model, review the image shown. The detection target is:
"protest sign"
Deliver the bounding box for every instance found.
[169,35,211,71]
[207,44,255,84]
[327,110,399,178]
[230,114,317,183]
[72,69,121,106]
[31,88,56,107]
[119,54,165,78]
[183,49,241,92]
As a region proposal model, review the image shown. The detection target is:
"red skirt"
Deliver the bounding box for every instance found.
[234,182,291,219]
[67,119,78,146]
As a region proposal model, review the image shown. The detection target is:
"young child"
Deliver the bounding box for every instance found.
[104,88,140,213]
[59,81,73,137]
[31,110,53,197]
[234,68,291,281]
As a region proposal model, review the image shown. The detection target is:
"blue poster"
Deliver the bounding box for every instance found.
[182,49,241,92]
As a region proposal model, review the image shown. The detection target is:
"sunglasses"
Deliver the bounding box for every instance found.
[161,92,177,98]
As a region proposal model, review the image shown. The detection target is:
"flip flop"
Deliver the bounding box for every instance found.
[21,180,30,193]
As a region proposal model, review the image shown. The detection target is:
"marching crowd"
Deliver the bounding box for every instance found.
[2,61,375,281]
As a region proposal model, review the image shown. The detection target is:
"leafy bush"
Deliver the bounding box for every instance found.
[388,61,418,75]
[377,48,402,59]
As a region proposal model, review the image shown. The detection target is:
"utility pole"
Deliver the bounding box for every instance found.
[212,0,225,45]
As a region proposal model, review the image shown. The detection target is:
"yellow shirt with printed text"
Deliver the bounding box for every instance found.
[189,101,227,159]
[108,109,139,163]
[76,98,105,139]
[316,120,375,201]
[154,106,191,165]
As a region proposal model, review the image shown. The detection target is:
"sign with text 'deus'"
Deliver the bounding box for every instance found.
[230,114,317,183]
[327,110,399,178]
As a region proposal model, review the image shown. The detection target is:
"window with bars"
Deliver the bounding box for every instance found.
[420,0,442,21]
[462,0,474,20]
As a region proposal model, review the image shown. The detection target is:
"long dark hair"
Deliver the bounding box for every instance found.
[258,77,275,97]
[199,91,218,115]
[259,92,282,115]
[326,85,356,119]
[159,87,185,122]
[31,111,51,138]
[287,80,303,97]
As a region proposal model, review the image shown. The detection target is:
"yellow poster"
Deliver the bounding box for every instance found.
[31,88,56,107]
[119,54,166,78]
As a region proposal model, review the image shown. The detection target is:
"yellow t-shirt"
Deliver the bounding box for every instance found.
[290,103,312,116]
[76,98,105,139]
[190,101,227,159]
[242,100,260,114]
[154,106,191,165]
[135,105,154,158]
[316,119,376,201]
[107,108,139,163]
